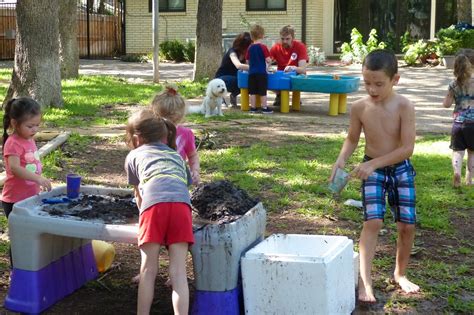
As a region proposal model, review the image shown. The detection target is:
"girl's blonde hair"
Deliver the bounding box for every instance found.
[151,85,186,124]
[125,108,176,149]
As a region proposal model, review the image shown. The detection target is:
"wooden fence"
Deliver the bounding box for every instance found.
[0,5,15,60]
[0,1,124,60]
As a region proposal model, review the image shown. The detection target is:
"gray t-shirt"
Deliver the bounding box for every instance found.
[125,142,192,214]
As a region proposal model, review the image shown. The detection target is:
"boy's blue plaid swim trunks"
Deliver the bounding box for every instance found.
[361,155,416,224]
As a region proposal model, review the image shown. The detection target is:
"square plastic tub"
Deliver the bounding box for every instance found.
[241,234,355,315]
[191,202,266,315]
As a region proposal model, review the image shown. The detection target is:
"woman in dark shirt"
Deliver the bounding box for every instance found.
[215,32,252,106]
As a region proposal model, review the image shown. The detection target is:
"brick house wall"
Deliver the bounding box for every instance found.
[126,0,327,55]
[126,0,473,57]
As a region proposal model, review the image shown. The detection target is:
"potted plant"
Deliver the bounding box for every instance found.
[436,26,463,69]
[436,37,461,68]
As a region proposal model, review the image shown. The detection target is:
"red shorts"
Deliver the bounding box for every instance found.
[138,202,194,247]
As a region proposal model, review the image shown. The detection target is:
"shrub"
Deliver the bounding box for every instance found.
[400,31,415,53]
[403,40,437,66]
[436,26,463,56]
[120,54,149,63]
[340,28,386,64]
[184,40,195,63]
[159,40,186,62]
[308,46,326,65]
[435,25,473,56]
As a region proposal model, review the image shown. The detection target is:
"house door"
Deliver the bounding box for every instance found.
[333,0,442,53]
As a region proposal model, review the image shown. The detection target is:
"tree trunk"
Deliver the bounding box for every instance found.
[457,0,472,23]
[193,0,223,81]
[87,0,95,13]
[59,0,79,79]
[98,0,106,14]
[4,0,63,108]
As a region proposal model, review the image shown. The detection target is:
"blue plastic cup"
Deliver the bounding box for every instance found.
[66,174,81,199]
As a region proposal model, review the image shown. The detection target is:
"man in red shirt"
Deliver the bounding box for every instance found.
[270,25,308,107]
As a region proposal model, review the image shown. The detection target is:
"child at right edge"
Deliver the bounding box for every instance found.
[330,49,419,303]
[442,49,474,188]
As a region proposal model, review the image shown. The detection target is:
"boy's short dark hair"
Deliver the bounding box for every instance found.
[362,49,398,79]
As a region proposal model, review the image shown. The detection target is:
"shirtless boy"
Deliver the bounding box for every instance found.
[330,49,420,303]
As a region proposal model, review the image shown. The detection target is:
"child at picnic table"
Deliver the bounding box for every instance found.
[442,49,474,187]
[246,24,273,114]
[151,85,200,184]
[124,108,194,314]
[330,49,419,303]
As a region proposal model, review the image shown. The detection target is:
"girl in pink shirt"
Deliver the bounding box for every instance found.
[151,86,201,184]
[1,97,51,218]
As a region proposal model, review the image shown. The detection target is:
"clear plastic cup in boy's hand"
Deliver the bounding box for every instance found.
[328,168,349,194]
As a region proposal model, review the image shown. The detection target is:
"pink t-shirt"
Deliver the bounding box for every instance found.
[176,126,196,161]
[1,133,42,203]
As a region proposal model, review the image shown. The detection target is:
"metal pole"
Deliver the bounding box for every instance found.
[152,0,159,83]
[121,0,126,55]
[86,0,90,58]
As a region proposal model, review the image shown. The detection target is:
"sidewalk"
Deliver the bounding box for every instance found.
[78,59,453,134]
[0,59,454,134]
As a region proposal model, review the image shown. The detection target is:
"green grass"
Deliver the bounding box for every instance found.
[198,134,473,313]
[200,134,474,229]
[0,69,210,127]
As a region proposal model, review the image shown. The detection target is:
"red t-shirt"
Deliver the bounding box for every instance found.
[270,40,308,70]
[1,133,42,203]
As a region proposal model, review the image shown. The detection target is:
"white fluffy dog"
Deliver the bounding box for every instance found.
[200,78,227,117]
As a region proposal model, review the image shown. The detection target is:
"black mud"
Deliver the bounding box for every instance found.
[190,180,259,224]
[41,181,258,225]
[42,194,137,224]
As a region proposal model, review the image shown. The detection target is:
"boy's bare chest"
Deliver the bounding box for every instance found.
[361,106,400,137]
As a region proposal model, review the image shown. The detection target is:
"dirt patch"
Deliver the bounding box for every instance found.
[0,109,471,314]
[191,180,258,224]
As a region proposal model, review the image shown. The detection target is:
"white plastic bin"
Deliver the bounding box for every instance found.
[241,234,355,315]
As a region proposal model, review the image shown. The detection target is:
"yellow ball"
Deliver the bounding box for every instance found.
[92,240,116,272]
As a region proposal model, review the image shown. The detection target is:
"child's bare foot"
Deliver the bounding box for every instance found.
[453,174,461,188]
[394,275,420,293]
[358,278,376,303]
[131,274,140,283]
